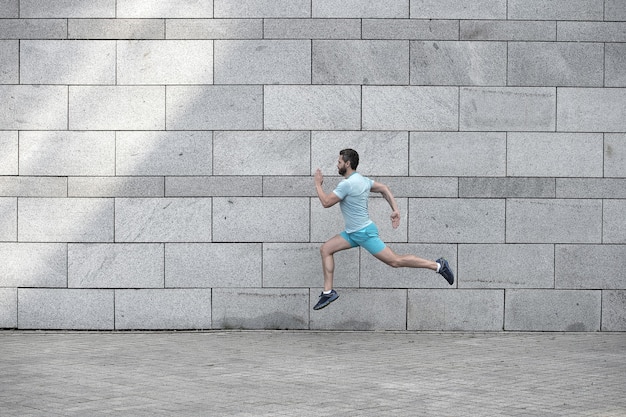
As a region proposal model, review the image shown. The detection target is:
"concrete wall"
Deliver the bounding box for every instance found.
[1,0,625,331]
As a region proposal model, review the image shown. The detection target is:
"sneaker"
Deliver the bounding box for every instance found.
[313,290,339,310]
[436,258,454,285]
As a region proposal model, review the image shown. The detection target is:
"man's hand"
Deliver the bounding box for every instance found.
[391,210,401,229]
[315,168,324,186]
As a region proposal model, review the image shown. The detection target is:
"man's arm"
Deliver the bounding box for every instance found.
[371,181,401,229]
[315,169,342,208]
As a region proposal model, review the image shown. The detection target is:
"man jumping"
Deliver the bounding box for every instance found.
[313,148,454,311]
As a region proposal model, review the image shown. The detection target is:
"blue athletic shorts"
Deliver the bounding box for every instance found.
[340,223,386,255]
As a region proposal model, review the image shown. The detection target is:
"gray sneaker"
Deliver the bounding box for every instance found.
[313,290,339,310]
[436,258,454,285]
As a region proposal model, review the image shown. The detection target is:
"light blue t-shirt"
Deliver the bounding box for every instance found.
[333,172,374,233]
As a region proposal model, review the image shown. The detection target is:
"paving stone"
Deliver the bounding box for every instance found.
[557,88,626,132]
[410,132,506,177]
[558,21,626,42]
[556,178,626,199]
[18,198,114,243]
[605,134,626,177]
[506,199,602,244]
[19,131,115,176]
[507,133,603,177]
[460,20,555,41]
[116,131,212,176]
[117,0,213,18]
[606,0,626,21]
[214,0,310,18]
[166,176,262,197]
[0,243,67,287]
[603,200,626,244]
[115,289,212,330]
[0,176,67,197]
[21,40,116,84]
[313,0,409,18]
[410,41,506,86]
[362,19,458,40]
[68,177,164,198]
[606,43,626,87]
[556,244,626,289]
[213,288,309,330]
[20,0,116,18]
[262,176,317,197]
[115,198,212,243]
[117,40,213,84]
[165,243,261,288]
[408,289,504,330]
[602,291,626,331]
[459,177,555,198]
[508,0,604,20]
[0,288,16,328]
[166,19,262,39]
[0,131,17,175]
[505,289,601,331]
[411,0,506,19]
[17,288,114,330]
[68,243,164,288]
[0,0,18,17]
[265,18,360,39]
[0,19,67,39]
[0,85,67,130]
[0,40,18,83]
[68,18,165,39]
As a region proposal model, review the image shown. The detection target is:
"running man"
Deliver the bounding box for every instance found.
[313,149,454,310]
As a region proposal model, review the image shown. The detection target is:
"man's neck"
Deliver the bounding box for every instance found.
[343,168,356,178]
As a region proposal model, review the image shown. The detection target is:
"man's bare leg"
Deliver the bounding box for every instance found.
[320,235,353,291]
[373,246,438,270]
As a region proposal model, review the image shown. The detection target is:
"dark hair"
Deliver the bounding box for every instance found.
[339,149,359,170]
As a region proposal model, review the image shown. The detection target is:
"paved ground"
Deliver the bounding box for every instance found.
[0,331,625,416]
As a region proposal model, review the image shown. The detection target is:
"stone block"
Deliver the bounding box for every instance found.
[604,200,626,244]
[411,0,506,19]
[313,40,409,85]
[262,177,316,197]
[213,197,308,242]
[459,244,553,288]
[504,289,601,331]
[213,288,309,330]
[460,87,556,131]
[605,134,626,177]
[167,86,262,130]
[362,19,458,40]
[311,131,409,176]
[459,178,555,198]
[117,0,213,18]
[606,0,626,21]
[410,41,506,86]
[19,131,115,176]
[0,40,18,83]
[507,133,603,177]
[506,199,602,244]
[20,0,115,17]
[360,243,456,288]
[166,176,262,197]
[556,179,626,199]
[69,86,164,130]
[0,198,17,241]
[262,243,359,288]
[409,198,505,243]
[116,131,212,176]
[68,18,165,39]
[557,88,626,132]
[0,177,67,197]
[373,177,458,198]
[214,0,310,18]
[508,42,603,87]
[556,245,626,290]
[0,243,66,287]
[0,0,18,17]
[313,0,408,18]
[265,86,360,130]
[165,243,261,287]
[21,40,115,84]
[367,198,410,242]
[118,40,213,84]
[265,18,360,39]
[18,289,114,330]
[115,198,211,243]
[0,288,16,328]
[602,291,626,331]
[0,19,67,39]
[408,289,504,331]
[115,289,212,330]
[310,200,349,242]
[0,131,17,175]
[460,20,555,41]
[68,243,164,288]
[410,132,506,177]
[310,289,406,330]
[606,44,626,87]
[166,19,262,39]
[68,177,164,198]
[363,86,458,131]
[213,131,310,175]
[19,198,114,243]
[508,0,603,20]
[215,40,309,84]
[558,22,626,42]
[0,85,67,130]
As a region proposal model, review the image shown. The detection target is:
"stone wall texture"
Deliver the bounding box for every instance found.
[1,0,625,331]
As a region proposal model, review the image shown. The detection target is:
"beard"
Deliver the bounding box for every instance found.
[338,166,347,176]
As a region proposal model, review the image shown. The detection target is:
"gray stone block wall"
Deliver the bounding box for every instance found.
[1,0,624,331]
